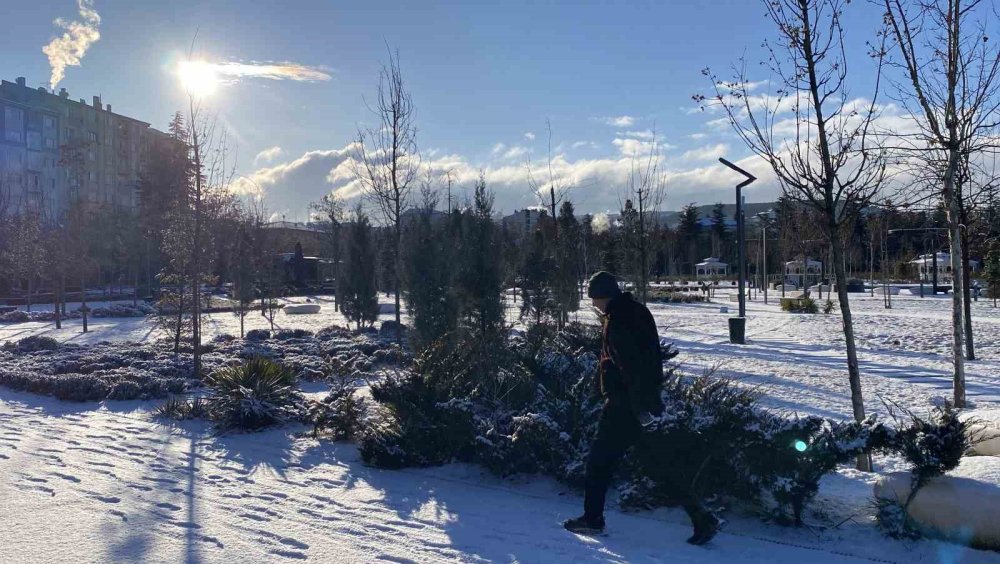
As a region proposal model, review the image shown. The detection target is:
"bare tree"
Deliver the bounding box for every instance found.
[619,131,668,303]
[310,193,346,310]
[352,48,418,332]
[702,0,888,470]
[526,120,571,237]
[881,0,1000,407]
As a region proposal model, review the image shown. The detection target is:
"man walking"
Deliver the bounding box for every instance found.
[563,271,722,545]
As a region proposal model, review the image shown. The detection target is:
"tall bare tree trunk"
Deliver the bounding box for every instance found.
[961,227,975,360]
[944,155,967,407]
[189,99,203,377]
[831,222,872,471]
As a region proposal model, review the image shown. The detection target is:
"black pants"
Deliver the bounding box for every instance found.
[583,400,708,524]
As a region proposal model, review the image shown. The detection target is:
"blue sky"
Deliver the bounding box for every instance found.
[2,0,893,219]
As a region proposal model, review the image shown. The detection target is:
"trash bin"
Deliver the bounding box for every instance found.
[728,317,746,344]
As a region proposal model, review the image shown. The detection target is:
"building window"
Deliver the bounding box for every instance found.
[88,131,98,143]
[26,131,41,150]
[44,138,56,149]
[4,106,24,142]
[43,116,55,129]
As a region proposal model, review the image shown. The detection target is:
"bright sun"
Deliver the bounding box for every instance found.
[177,60,219,98]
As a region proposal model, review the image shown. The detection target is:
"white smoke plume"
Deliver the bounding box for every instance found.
[591,212,611,234]
[42,0,101,90]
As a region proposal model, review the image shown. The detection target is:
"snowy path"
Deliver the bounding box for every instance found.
[2,392,998,563]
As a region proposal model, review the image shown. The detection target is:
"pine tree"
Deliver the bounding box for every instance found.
[677,203,701,276]
[340,206,380,330]
[710,202,729,259]
[520,229,557,326]
[454,175,506,347]
[984,242,1000,308]
[403,205,457,350]
[554,201,582,325]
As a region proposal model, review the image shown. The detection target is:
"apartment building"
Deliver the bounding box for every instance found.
[0,76,173,217]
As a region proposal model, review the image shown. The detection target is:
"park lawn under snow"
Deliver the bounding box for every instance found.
[3,291,1000,561]
[1,390,995,564]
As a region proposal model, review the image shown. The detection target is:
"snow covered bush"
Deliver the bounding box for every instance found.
[0,310,30,323]
[647,290,707,304]
[306,381,364,440]
[155,395,209,420]
[3,335,60,353]
[359,371,478,468]
[275,328,314,340]
[50,374,110,401]
[781,297,819,313]
[874,402,971,538]
[889,402,968,486]
[359,323,606,479]
[245,329,270,341]
[204,357,304,431]
[87,304,153,318]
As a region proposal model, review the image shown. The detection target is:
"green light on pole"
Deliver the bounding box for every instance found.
[794,440,808,453]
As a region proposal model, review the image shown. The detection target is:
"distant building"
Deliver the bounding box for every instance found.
[909,252,978,283]
[0,76,173,217]
[695,257,729,278]
[264,221,326,256]
[784,258,822,286]
[501,208,545,236]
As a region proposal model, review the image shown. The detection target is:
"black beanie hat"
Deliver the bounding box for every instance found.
[587,271,621,299]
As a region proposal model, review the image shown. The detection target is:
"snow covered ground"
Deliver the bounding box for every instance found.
[3,291,1000,561]
[3,390,996,563]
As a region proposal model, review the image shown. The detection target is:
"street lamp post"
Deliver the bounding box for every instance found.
[719,158,756,344]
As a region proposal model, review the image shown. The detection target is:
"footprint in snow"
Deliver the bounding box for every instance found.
[109,509,128,521]
[268,549,307,560]
[239,512,271,522]
[156,502,182,511]
[50,472,81,483]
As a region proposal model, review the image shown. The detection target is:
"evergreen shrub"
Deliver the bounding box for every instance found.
[204,357,303,431]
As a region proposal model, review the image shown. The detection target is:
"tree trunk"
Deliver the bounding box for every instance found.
[832,234,872,472]
[960,227,975,360]
[943,155,967,407]
[174,282,184,353]
[80,272,88,334]
[190,102,203,378]
[394,220,402,330]
[54,272,62,329]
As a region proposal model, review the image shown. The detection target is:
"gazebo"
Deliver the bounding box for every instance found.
[696,257,729,279]
[784,258,822,286]
[909,252,978,283]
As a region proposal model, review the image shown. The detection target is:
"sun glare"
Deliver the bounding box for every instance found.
[177,60,219,98]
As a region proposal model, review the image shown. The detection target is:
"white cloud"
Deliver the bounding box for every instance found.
[681,143,728,162]
[491,142,506,156]
[603,115,636,127]
[253,146,284,166]
[501,146,530,160]
[524,132,536,141]
[43,0,101,89]
[242,139,788,220]
[179,60,331,89]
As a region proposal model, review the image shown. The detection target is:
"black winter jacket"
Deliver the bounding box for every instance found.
[598,292,664,417]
